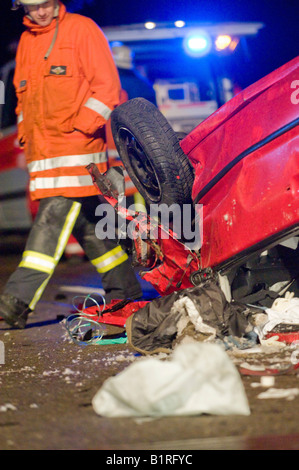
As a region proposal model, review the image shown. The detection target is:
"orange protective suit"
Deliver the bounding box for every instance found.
[14,2,121,200]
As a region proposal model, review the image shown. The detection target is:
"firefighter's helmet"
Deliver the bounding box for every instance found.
[12,0,55,9]
[112,45,134,70]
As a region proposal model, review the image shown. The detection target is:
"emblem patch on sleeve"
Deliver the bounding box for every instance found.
[50,65,67,75]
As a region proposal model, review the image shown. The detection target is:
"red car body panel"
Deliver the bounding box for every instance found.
[0,131,24,172]
[181,56,299,271]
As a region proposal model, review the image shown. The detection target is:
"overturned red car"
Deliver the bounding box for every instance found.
[88,56,299,308]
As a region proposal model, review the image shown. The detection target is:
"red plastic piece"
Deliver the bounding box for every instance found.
[265,331,299,344]
[82,299,149,327]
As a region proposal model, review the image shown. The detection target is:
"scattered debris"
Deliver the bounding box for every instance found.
[239,358,299,376]
[257,388,299,400]
[255,292,299,340]
[260,376,275,387]
[0,403,17,412]
[55,286,299,418]
[43,369,60,376]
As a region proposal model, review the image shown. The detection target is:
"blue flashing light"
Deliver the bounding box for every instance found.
[188,36,208,51]
[183,30,212,57]
[110,41,124,48]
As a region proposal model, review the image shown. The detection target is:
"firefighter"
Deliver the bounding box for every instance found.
[0,0,143,329]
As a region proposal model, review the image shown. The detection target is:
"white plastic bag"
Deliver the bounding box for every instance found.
[92,342,250,417]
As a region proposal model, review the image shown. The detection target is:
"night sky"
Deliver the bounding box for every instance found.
[0,0,298,87]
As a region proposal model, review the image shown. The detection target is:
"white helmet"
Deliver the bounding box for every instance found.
[112,45,134,70]
[12,0,59,18]
[13,0,49,5]
[12,0,57,9]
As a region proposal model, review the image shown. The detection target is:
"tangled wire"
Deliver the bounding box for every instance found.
[64,293,107,346]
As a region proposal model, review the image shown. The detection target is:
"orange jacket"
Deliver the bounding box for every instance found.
[14,2,121,200]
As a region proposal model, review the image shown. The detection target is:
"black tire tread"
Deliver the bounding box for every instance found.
[111,98,194,206]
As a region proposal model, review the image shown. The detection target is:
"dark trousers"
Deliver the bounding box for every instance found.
[4,196,142,308]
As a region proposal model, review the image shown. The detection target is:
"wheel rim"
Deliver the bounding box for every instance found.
[119,127,162,201]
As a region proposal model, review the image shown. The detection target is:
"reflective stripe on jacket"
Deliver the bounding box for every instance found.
[13,2,121,200]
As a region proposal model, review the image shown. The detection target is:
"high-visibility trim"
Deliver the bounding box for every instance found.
[107,149,120,159]
[53,201,82,262]
[28,201,82,310]
[28,277,50,312]
[29,175,94,192]
[19,250,56,274]
[91,245,128,273]
[27,152,107,173]
[84,97,112,120]
[17,112,24,124]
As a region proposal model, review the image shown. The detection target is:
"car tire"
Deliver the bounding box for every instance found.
[111,98,194,207]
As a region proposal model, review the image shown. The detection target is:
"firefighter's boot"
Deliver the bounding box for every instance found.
[0,294,30,329]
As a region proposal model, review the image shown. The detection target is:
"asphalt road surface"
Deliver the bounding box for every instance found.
[1,233,299,452]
